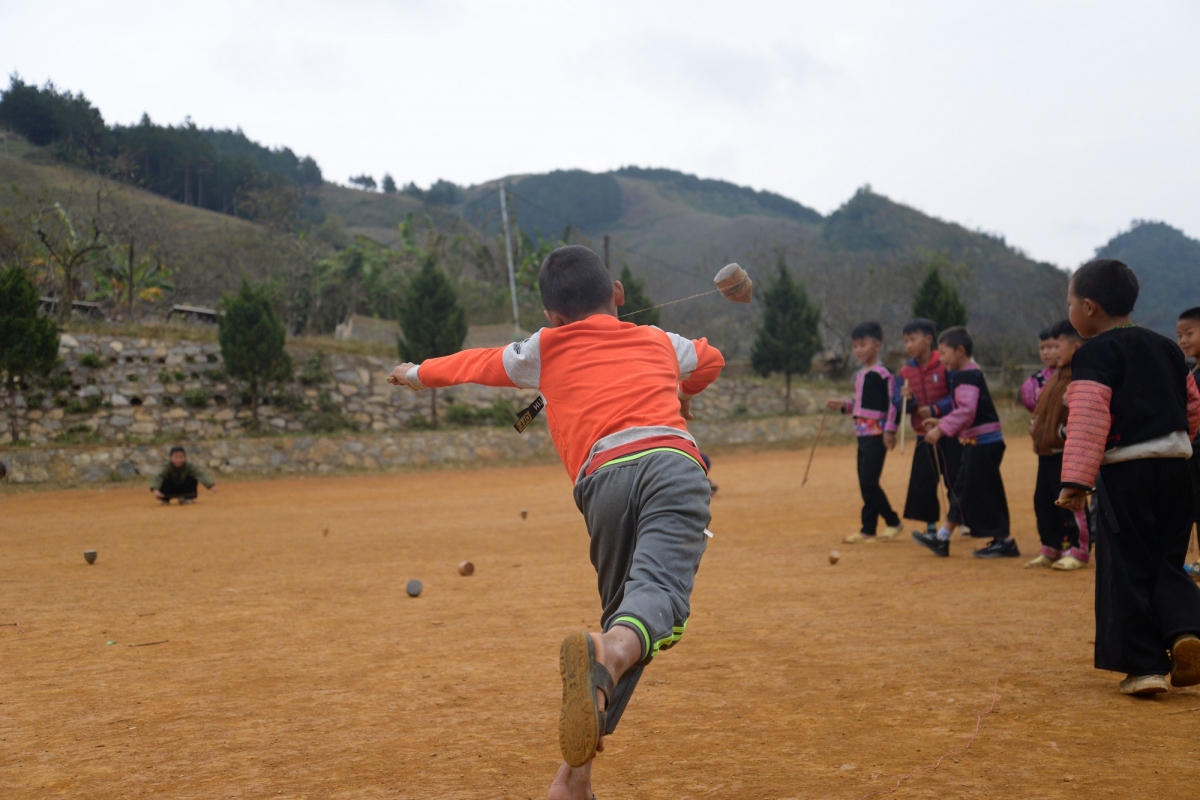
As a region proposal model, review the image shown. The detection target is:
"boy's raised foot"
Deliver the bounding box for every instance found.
[877,524,903,542]
[973,538,1020,559]
[1025,554,1056,569]
[912,530,949,557]
[1170,634,1200,687]
[1119,673,1168,696]
[842,532,877,544]
[1051,555,1086,571]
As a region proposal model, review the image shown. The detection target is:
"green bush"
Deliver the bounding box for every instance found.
[173,369,186,381]
[53,395,69,408]
[444,399,517,427]
[298,350,330,386]
[25,391,45,409]
[126,374,138,382]
[48,374,72,391]
[406,414,434,431]
[183,388,210,408]
[304,391,355,433]
[79,353,103,368]
[206,353,219,363]
[65,395,102,415]
[271,391,308,412]
[158,370,172,384]
[204,368,226,382]
[732,403,749,417]
[162,396,174,407]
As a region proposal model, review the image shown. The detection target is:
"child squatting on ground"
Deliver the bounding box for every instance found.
[912,327,1019,559]
[1057,259,1200,696]
[386,245,724,800]
[1178,306,1200,578]
[827,321,902,543]
[150,446,217,504]
[894,318,962,538]
[1026,320,1091,571]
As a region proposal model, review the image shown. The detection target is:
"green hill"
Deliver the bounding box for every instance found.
[1093,221,1200,335]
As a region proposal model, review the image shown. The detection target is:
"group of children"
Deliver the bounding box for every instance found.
[830,319,1018,559]
[832,259,1200,696]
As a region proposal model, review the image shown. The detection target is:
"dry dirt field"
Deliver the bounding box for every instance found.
[2,444,1197,799]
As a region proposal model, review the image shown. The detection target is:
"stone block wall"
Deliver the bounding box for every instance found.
[4,333,831,446]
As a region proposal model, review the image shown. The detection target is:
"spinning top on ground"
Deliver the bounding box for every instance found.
[520,508,528,520]
[84,549,97,565]
[457,561,475,576]
[713,263,754,304]
[829,549,841,565]
[406,579,422,597]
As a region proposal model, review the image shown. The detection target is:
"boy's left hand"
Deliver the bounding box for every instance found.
[924,423,943,444]
[387,363,418,389]
[883,431,896,451]
[679,395,695,421]
[1056,486,1087,511]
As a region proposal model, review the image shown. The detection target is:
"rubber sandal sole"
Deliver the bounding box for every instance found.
[559,631,602,768]
[1172,636,1200,687]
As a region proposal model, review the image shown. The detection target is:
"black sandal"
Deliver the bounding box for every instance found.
[558,631,614,767]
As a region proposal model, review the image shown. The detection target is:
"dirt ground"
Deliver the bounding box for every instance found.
[2,443,1198,799]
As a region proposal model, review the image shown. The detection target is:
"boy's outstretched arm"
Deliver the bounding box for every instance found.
[388,334,544,391]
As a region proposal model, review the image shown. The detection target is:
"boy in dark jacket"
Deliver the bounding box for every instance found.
[826,321,902,543]
[151,446,217,504]
[913,327,1018,559]
[1058,259,1200,696]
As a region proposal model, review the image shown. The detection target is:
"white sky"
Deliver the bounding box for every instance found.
[3,0,1198,267]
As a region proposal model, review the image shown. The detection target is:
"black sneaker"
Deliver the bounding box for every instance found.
[912,530,949,557]
[974,538,1021,558]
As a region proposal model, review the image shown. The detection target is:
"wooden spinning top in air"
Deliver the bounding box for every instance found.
[714,263,753,303]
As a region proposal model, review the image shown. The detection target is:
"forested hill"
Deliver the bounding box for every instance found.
[1093,221,1200,335]
[0,76,322,218]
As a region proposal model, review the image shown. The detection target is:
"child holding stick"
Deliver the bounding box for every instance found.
[388,245,724,798]
[1058,259,1200,695]
[825,321,902,543]
[1177,306,1200,578]
[894,318,961,537]
[912,327,1019,558]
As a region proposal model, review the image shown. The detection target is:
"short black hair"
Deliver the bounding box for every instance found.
[1038,326,1055,341]
[938,326,974,357]
[1053,319,1081,341]
[538,245,614,320]
[851,321,883,342]
[169,445,186,456]
[1071,258,1139,317]
[1179,307,1200,324]
[902,318,937,338]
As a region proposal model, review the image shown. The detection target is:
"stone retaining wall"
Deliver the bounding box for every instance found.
[5,333,830,446]
[0,415,853,485]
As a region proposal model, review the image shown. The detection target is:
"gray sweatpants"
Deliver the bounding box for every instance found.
[572,450,711,732]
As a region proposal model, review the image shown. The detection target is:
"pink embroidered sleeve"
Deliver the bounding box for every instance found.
[1062,380,1112,488]
[938,383,979,438]
[1187,372,1200,441]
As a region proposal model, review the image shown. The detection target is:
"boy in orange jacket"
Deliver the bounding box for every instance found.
[388,245,724,799]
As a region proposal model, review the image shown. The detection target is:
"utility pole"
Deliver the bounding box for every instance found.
[499,186,521,341]
[603,234,610,270]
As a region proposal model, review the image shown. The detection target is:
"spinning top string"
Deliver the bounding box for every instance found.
[618,263,753,319]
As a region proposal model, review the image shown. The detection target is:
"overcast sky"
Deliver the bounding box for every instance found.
[3,1,1198,267]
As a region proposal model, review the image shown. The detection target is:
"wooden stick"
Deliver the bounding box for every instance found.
[802,406,829,487]
[900,379,910,454]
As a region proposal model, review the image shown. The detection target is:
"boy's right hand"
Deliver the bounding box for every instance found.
[900,384,913,401]
[387,363,418,389]
[824,398,843,411]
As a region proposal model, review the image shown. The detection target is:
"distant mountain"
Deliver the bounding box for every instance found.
[1093,221,1200,335]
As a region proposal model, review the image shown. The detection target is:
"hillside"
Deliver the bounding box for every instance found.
[1093,221,1200,335]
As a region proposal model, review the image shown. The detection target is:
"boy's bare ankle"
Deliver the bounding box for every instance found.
[589,628,642,687]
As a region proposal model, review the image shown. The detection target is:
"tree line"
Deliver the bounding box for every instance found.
[0,75,322,219]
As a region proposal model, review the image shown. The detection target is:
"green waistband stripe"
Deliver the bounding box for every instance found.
[596,447,703,472]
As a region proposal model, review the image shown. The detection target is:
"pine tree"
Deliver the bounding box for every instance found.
[617,264,659,326]
[219,282,293,426]
[0,266,60,443]
[398,255,467,428]
[912,261,968,332]
[750,258,821,414]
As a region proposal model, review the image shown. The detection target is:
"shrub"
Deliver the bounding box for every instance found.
[173,370,186,381]
[733,403,749,417]
[79,353,103,368]
[25,391,45,409]
[126,374,138,382]
[48,373,72,391]
[158,370,172,384]
[53,395,69,408]
[271,391,308,412]
[444,399,517,427]
[65,395,101,415]
[203,368,225,382]
[162,396,174,407]
[206,353,219,363]
[298,350,330,386]
[183,388,210,408]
